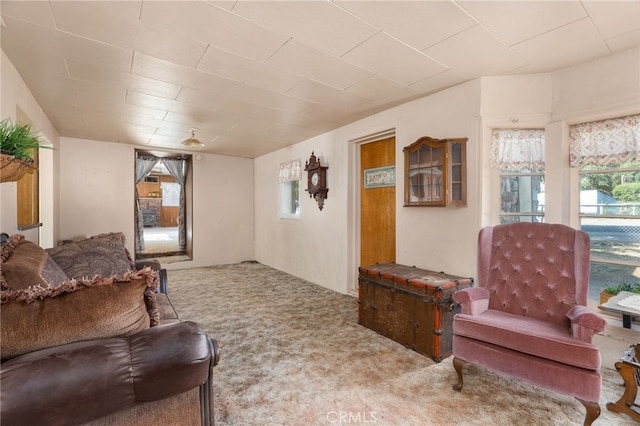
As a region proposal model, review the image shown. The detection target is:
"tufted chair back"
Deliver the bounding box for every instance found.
[477,222,591,325]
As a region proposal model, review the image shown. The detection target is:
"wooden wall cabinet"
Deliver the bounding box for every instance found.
[403,136,467,207]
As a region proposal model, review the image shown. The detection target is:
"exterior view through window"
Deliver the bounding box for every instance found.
[580,162,640,302]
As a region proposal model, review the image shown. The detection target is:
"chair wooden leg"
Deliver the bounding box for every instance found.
[577,399,600,426]
[452,357,465,391]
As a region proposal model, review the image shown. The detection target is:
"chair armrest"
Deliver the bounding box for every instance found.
[566,305,607,343]
[136,260,168,294]
[453,287,490,315]
[0,321,215,425]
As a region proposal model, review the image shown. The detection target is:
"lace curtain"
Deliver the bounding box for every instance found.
[490,129,545,172]
[569,114,640,167]
[161,158,186,250]
[134,155,159,252]
[279,160,301,182]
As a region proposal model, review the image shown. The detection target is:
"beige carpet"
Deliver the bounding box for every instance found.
[167,263,637,426]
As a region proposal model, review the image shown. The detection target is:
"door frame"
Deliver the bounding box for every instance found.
[347,127,397,295]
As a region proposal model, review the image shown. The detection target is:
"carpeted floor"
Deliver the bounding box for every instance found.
[167,263,637,426]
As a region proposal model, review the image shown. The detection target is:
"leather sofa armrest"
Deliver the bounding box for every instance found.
[1,321,215,426]
[566,305,607,343]
[136,259,168,294]
[453,287,490,316]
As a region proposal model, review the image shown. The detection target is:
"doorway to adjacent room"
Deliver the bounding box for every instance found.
[135,151,193,263]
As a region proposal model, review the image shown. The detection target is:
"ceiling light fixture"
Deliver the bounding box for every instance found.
[181,127,204,149]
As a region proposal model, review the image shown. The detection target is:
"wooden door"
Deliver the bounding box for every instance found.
[360,137,396,267]
[17,148,39,229]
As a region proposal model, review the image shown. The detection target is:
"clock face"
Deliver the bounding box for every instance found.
[311,172,319,186]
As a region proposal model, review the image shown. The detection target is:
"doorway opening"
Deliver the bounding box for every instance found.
[135,150,193,263]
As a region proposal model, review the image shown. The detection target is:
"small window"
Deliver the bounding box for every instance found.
[280,180,300,219]
[491,129,545,223]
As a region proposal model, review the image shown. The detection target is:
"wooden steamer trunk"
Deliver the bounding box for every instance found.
[358,263,473,362]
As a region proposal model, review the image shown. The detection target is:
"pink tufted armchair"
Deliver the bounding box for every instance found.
[452,223,607,425]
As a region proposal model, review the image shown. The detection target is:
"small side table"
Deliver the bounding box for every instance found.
[598,291,639,329]
[606,343,640,422]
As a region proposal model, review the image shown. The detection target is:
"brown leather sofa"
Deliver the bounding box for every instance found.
[0,233,220,425]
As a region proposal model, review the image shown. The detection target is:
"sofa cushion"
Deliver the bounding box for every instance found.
[45,232,136,279]
[453,309,601,370]
[0,235,69,290]
[0,268,158,361]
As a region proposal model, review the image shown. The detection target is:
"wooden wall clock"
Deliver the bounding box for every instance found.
[304,151,329,210]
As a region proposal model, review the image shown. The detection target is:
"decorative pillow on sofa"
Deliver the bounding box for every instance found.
[0,234,69,290]
[0,268,159,360]
[45,232,136,279]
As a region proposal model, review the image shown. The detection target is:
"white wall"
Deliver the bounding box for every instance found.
[58,137,254,268]
[255,80,483,295]
[551,47,640,124]
[1,51,59,244]
[255,48,640,296]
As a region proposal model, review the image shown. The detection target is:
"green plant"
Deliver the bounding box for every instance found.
[602,282,640,295]
[0,118,45,161]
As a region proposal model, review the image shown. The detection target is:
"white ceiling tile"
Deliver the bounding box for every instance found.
[126,75,183,101]
[251,108,342,133]
[162,110,246,136]
[1,0,56,29]
[223,85,315,114]
[66,60,130,87]
[205,1,235,12]
[126,91,183,112]
[335,1,477,50]
[122,104,168,121]
[232,1,378,57]
[132,53,245,97]
[605,30,640,53]
[298,104,364,126]
[141,1,288,62]
[50,1,207,68]
[582,1,640,40]
[286,80,373,112]
[123,114,162,128]
[37,101,83,130]
[197,46,304,93]
[76,85,127,109]
[425,25,528,78]
[409,70,469,96]
[267,39,374,90]
[163,111,205,126]
[343,32,448,85]
[347,75,418,104]
[63,126,122,143]
[513,18,612,74]
[15,74,79,107]
[177,88,261,117]
[1,16,132,71]
[457,1,586,46]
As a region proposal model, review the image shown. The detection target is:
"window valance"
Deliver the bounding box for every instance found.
[490,129,545,172]
[569,114,640,167]
[278,160,301,183]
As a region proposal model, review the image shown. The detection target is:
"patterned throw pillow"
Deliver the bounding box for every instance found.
[0,235,69,290]
[45,232,136,279]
